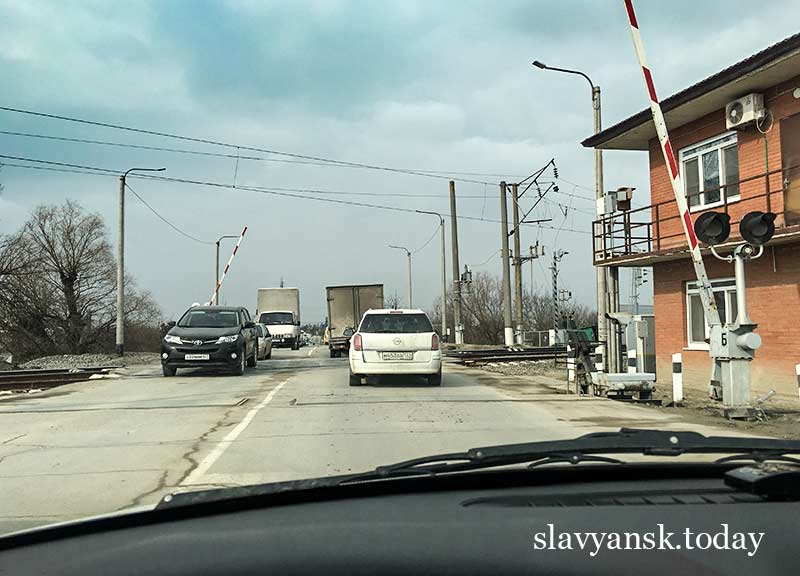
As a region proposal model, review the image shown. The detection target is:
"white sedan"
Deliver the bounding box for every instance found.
[256,323,273,360]
[348,309,442,386]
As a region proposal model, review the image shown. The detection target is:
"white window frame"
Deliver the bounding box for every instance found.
[679,132,740,212]
[685,278,737,350]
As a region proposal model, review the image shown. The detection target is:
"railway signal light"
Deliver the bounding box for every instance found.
[694,212,731,246]
[739,211,776,246]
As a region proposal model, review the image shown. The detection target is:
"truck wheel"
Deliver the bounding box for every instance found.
[330,349,336,358]
[162,365,177,377]
[246,348,257,367]
[349,372,363,386]
[292,339,300,351]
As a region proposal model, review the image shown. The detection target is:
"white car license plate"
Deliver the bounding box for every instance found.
[184,354,210,360]
[382,351,413,361]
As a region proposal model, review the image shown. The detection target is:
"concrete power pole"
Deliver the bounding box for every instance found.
[512,183,524,345]
[449,181,464,344]
[499,182,514,346]
[116,166,165,356]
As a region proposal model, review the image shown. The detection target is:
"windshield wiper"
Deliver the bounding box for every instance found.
[157,429,800,510]
[341,428,800,482]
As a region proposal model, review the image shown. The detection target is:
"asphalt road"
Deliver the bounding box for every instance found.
[0,347,745,535]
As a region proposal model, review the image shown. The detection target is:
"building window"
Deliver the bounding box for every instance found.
[680,132,739,211]
[686,278,738,348]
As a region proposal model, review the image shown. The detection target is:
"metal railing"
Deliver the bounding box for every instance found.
[592,165,799,264]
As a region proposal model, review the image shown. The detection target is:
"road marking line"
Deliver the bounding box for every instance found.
[182,376,292,485]
[307,347,314,357]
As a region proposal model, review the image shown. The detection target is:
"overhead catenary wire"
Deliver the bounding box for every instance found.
[0,106,504,186]
[124,182,214,245]
[0,154,592,235]
[0,129,533,180]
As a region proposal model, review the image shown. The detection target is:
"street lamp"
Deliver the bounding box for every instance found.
[388,245,413,308]
[532,59,610,370]
[215,235,239,305]
[116,166,166,356]
[415,210,446,338]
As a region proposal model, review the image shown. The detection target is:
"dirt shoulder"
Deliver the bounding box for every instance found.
[19,352,160,370]
[461,360,800,439]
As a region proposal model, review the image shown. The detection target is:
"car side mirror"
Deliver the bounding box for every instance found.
[244,321,256,329]
[167,321,176,329]
[296,321,301,326]
[343,327,354,338]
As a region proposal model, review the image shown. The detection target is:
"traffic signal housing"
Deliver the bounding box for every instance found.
[694,211,731,246]
[740,211,776,246]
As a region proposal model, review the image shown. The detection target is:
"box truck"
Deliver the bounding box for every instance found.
[256,287,301,350]
[326,284,384,358]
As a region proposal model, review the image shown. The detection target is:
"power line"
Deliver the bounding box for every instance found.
[0,129,532,179]
[0,154,591,235]
[124,182,214,245]
[0,105,502,185]
[412,222,440,254]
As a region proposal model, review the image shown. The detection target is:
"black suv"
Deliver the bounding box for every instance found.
[161,306,258,377]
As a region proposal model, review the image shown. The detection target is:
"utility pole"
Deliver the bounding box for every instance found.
[215,235,238,305]
[449,181,464,344]
[551,250,567,339]
[388,245,412,308]
[499,182,514,346]
[512,183,524,344]
[532,61,607,370]
[415,211,447,339]
[116,166,165,356]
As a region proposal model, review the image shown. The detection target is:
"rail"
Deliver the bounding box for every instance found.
[592,165,800,264]
[0,367,111,392]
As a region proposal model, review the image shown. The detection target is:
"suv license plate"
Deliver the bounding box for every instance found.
[382,352,413,361]
[185,354,210,360]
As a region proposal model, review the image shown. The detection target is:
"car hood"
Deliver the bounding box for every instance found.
[168,326,240,339]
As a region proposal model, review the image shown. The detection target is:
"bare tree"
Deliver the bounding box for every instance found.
[0,200,161,359]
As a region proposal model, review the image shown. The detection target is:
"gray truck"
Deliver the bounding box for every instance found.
[326,284,384,358]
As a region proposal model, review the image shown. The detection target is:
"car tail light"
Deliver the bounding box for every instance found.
[431,333,439,351]
[353,333,362,351]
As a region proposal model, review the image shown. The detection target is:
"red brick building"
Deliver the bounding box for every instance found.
[584,34,800,398]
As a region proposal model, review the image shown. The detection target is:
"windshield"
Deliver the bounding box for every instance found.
[178,310,240,328]
[360,313,433,334]
[260,312,294,325]
[2,0,798,542]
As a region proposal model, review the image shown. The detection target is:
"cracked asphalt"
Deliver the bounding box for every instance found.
[0,346,750,535]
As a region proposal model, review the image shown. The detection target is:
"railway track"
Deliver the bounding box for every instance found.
[0,367,114,393]
[445,346,569,365]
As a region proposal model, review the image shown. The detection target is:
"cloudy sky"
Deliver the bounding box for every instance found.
[1,0,798,322]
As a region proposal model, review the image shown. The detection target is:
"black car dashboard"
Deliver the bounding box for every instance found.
[1,464,795,575]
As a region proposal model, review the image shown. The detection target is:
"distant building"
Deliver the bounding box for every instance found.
[584,33,800,397]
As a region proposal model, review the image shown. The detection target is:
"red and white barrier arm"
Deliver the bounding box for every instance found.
[623,0,722,327]
[208,226,248,306]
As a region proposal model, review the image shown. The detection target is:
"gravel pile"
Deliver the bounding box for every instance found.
[479,360,566,379]
[20,352,160,370]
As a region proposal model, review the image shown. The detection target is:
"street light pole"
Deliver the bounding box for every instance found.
[215,235,239,305]
[416,211,447,338]
[389,245,413,308]
[532,60,608,369]
[116,166,166,356]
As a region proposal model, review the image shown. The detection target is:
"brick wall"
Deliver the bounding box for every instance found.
[653,242,800,398]
[648,75,800,251]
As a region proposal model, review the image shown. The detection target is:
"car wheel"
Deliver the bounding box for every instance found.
[162,365,177,377]
[234,349,246,376]
[329,349,336,358]
[349,372,363,386]
[246,346,257,367]
[265,349,272,360]
[428,371,442,387]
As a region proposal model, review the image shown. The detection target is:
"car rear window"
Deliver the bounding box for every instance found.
[359,313,433,334]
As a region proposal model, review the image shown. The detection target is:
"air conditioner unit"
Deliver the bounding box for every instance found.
[725,93,765,130]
